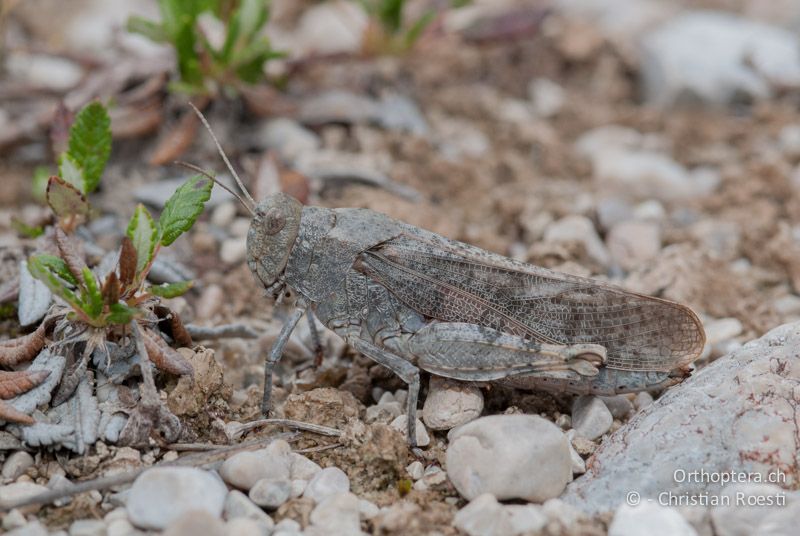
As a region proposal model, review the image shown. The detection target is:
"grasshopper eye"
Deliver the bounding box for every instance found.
[264,207,286,235]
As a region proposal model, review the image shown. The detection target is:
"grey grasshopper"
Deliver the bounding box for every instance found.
[193,110,707,447]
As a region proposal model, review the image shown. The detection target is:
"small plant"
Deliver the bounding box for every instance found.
[360,0,469,54]
[0,100,214,450]
[127,0,284,96]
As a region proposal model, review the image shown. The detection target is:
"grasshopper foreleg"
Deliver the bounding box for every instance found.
[307,309,325,368]
[349,337,421,448]
[261,307,306,415]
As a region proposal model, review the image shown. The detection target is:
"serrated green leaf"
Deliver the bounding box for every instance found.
[158,175,213,246]
[81,267,103,319]
[126,15,168,42]
[126,204,159,275]
[58,153,85,192]
[27,254,79,287]
[28,254,82,311]
[149,280,194,298]
[32,166,51,202]
[46,176,91,221]
[106,302,141,325]
[66,102,111,193]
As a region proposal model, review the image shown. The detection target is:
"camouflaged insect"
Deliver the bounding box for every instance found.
[246,193,706,447]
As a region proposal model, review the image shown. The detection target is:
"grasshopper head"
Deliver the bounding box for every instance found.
[246,193,302,292]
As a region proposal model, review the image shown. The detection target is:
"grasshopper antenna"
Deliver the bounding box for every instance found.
[188,102,258,210]
[175,161,255,217]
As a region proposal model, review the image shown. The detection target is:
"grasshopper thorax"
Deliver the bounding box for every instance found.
[246,193,303,292]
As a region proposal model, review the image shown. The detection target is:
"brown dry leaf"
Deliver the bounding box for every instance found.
[168,311,193,348]
[0,369,50,399]
[148,97,209,166]
[111,98,163,139]
[0,400,35,425]
[0,323,47,366]
[102,271,121,306]
[54,226,87,282]
[239,85,297,118]
[119,236,137,290]
[49,102,74,160]
[142,329,194,377]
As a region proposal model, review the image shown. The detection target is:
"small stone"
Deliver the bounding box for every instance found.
[422,377,484,431]
[555,414,572,429]
[633,391,653,411]
[0,482,49,513]
[609,503,697,536]
[68,519,106,536]
[572,395,613,440]
[163,510,226,536]
[303,467,350,503]
[289,453,321,481]
[106,519,135,536]
[196,284,224,320]
[545,215,610,267]
[390,415,430,447]
[220,238,247,264]
[290,479,307,498]
[599,396,635,420]
[224,517,265,536]
[307,492,361,535]
[406,461,424,480]
[257,118,321,163]
[2,509,26,531]
[273,518,302,533]
[568,441,586,475]
[412,479,428,492]
[249,479,291,509]
[2,451,34,480]
[219,448,291,491]
[365,401,402,423]
[607,220,662,271]
[223,490,274,532]
[446,415,572,501]
[568,430,597,457]
[127,468,227,530]
[6,520,48,536]
[210,202,237,228]
[6,52,83,91]
[506,504,548,534]
[528,78,565,118]
[453,493,513,536]
[358,498,379,520]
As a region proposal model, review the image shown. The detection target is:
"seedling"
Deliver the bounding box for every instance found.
[127,0,284,96]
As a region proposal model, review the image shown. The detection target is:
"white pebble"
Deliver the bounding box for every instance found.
[2,452,34,480]
[163,510,226,536]
[249,479,291,509]
[390,415,430,447]
[634,391,654,411]
[406,461,424,480]
[0,482,49,513]
[290,479,307,498]
[219,448,291,491]
[609,503,697,536]
[446,415,572,501]
[127,467,227,530]
[453,493,513,536]
[68,519,105,536]
[223,490,274,532]
[289,453,322,481]
[303,467,350,503]
[220,238,247,264]
[572,395,613,440]
[224,517,266,536]
[307,492,361,536]
[422,377,484,431]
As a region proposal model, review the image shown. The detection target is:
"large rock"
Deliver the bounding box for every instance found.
[641,11,800,106]
[446,415,572,502]
[562,322,800,513]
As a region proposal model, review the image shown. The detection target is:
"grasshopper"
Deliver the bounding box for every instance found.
[191,109,706,447]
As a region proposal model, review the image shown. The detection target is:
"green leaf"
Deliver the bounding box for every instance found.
[27,254,79,287]
[158,175,213,246]
[28,254,82,310]
[81,267,103,319]
[404,10,435,48]
[65,101,112,193]
[58,153,85,192]
[11,218,44,238]
[126,15,168,42]
[32,166,51,202]
[149,280,194,298]
[126,204,159,275]
[106,302,140,325]
[233,37,284,83]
